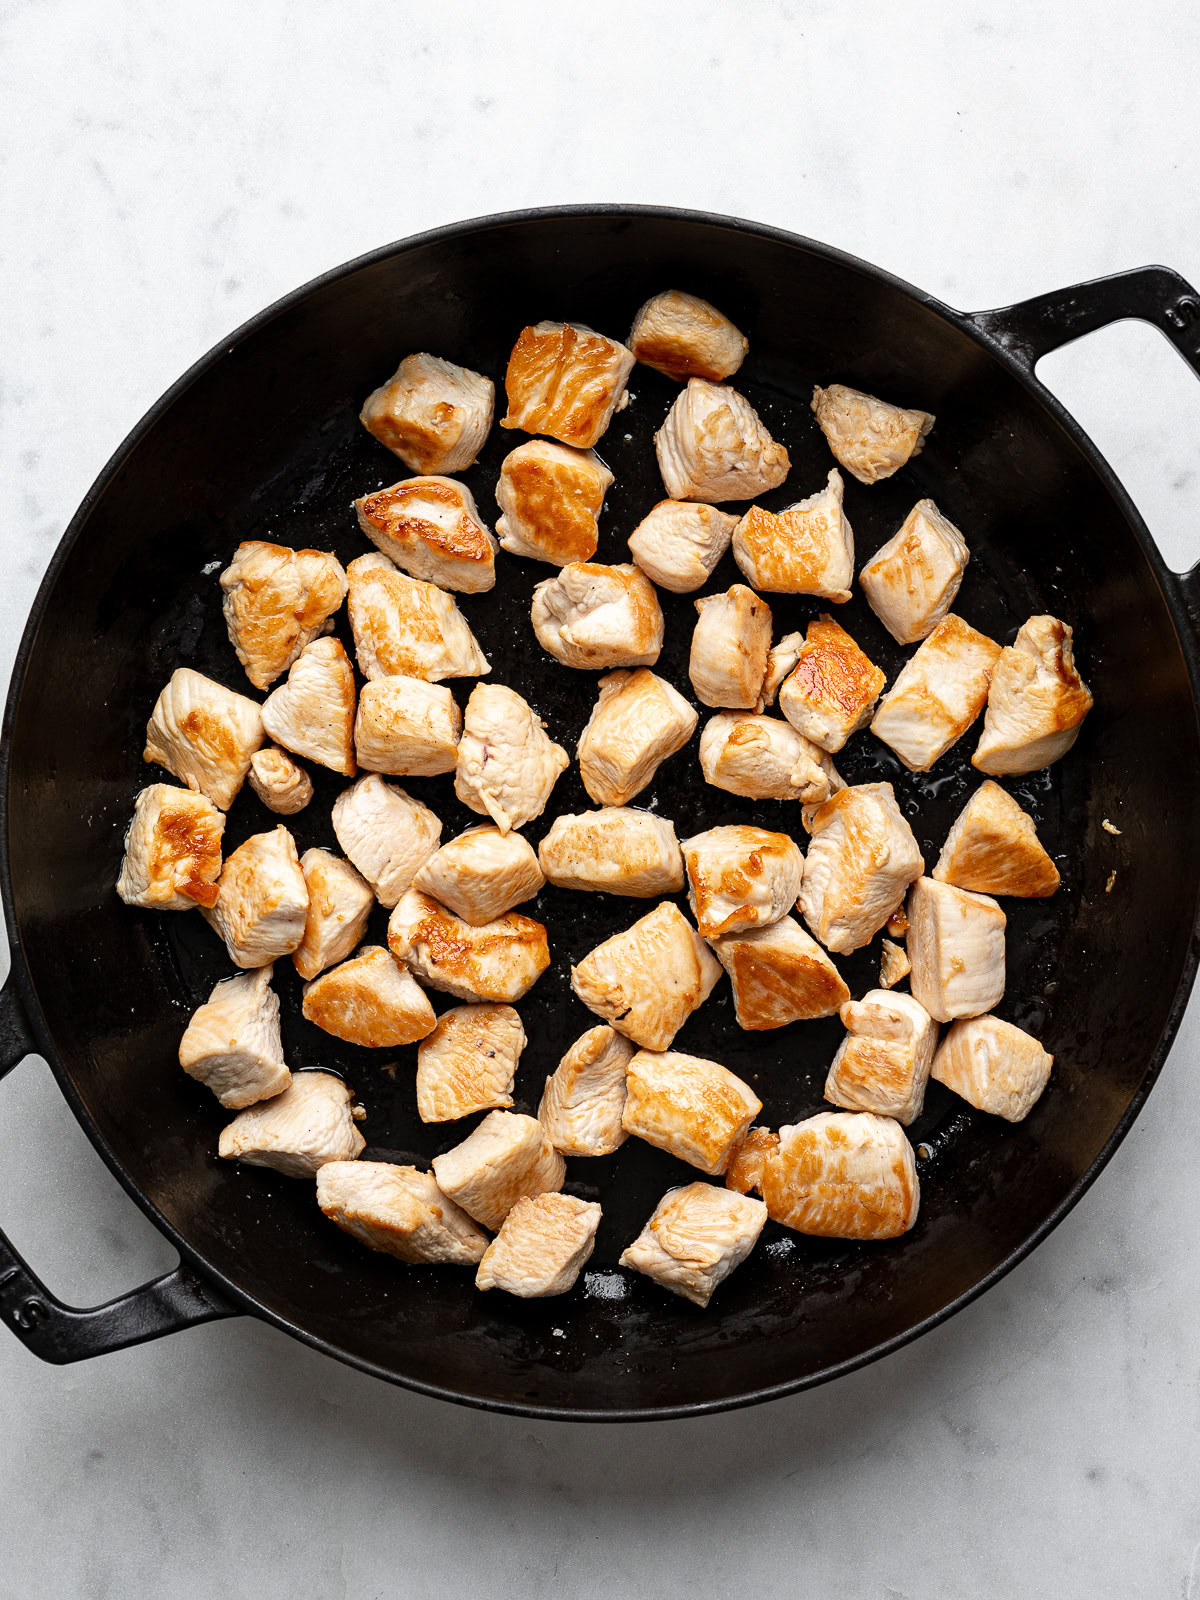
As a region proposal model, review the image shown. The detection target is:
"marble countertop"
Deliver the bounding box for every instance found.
[3,2,1200,1594]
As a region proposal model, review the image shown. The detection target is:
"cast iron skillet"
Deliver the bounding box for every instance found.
[2,207,1199,1422]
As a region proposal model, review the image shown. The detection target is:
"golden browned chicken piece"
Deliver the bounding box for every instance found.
[454,683,570,833]
[973,615,1093,776]
[576,667,698,806]
[500,321,634,449]
[495,439,614,565]
[355,476,497,595]
[203,825,309,968]
[777,615,886,753]
[732,470,854,598]
[708,916,849,1030]
[248,747,313,815]
[117,783,225,910]
[570,901,721,1050]
[413,825,544,925]
[811,383,935,485]
[475,1193,602,1298]
[537,1025,634,1156]
[317,1161,489,1265]
[359,352,494,474]
[682,824,805,939]
[144,668,264,811]
[626,500,739,593]
[907,877,1006,1023]
[824,989,938,1125]
[879,939,911,989]
[346,552,490,682]
[531,562,663,669]
[620,1182,767,1308]
[655,379,789,503]
[538,807,684,898]
[689,585,772,709]
[178,964,290,1109]
[388,889,550,1003]
[628,290,749,382]
[431,1110,566,1231]
[859,499,969,644]
[301,945,436,1048]
[219,541,348,691]
[331,774,441,907]
[353,676,461,777]
[218,1070,364,1177]
[261,637,357,777]
[293,849,375,981]
[871,614,1001,772]
[932,1015,1054,1122]
[798,783,924,954]
[698,712,838,805]
[622,1050,761,1175]
[933,781,1060,897]
[416,1003,526,1122]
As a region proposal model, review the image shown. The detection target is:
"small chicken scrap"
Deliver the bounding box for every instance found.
[871,614,1001,773]
[576,667,698,806]
[681,824,805,939]
[413,825,545,924]
[117,783,225,910]
[798,783,924,954]
[353,676,461,777]
[538,1025,634,1156]
[359,352,494,475]
[203,825,309,968]
[879,939,911,989]
[570,900,721,1050]
[932,1015,1054,1122]
[628,290,749,382]
[218,1070,364,1178]
[219,541,348,691]
[331,773,441,907]
[859,499,969,644]
[501,321,634,449]
[476,1193,602,1298]
[655,379,790,503]
[454,683,569,833]
[824,990,938,1125]
[777,615,886,754]
[810,383,934,485]
[346,552,490,682]
[416,1003,526,1123]
[698,712,839,805]
[261,637,357,776]
[620,1182,767,1308]
[178,964,289,1109]
[354,476,497,594]
[388,889,550,1003]
[688,585,771,709]
[708,916,849,1030]
[144,668,264,811]
[302,945,436,1048]
[293,849,375,981]
[732,470,854,599]
[622,1050,761,1176]
[760,630,804,706]
[531,562,664,669]
[906,876,1006,1023]
[626,500,739,593]
[316,1161,488,1265]
[538,807,684,898]
[248,747,313,815]
[495,440,614,566]
[431,1110,566,1231]
[973,615,1093,776]
[933,780,1060,897]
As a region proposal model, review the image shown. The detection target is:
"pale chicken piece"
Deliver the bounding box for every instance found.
[416,1003,526,1122]
[219,542,348,692]
[261,637,357,777]
[293,849,375,981]
[116,783,225,910]
[880,939,911,989]
[500,321,634,450]
[732,470,854,598]
[475,1193,602,1298]
[622,1050,761,1176]
[973,615,1094,776]
[316,1161,488,1265]
[620,1182,767,1308]
[576,668,698,806]
[777,615,886,753]
[871,614,1001,773]
[859,499,969,644]
[495,439,614,566]
[454,683,569,833]
[932,1015,1054,1122]
[798,783,924,955]
[330,774,441,908]
[248,747,313,815]
[907,877,1006,1023]
[144,668,264,811]
[824,989,938,1125]
[689,585,772,709]
[811,383,935,485]
[708,915,849,1031]
[537,1025,634,1156]
[800,760,848,835]
[761,630,804,706]
[301,945,436,1048]
[698,712,837,805]
[655,378,790,503]
[354,676,461,777]
[681,824,805,939]
[177,964,290,1109]
[354,476,496,594]
[537,808,683,898]
[726,1112,919,1239]
[218,1070,364,1178]
[203,825,309,968]
[933,780,1060,897]
[531,562,663,669]
[628,289,749,382]
[358,352,494,474]
[346,552,490,682]
[627,500,739,594]
[387,889,550,1003]
[413,825,544,925]
[571,901,721,1050]
[431,1110,566,1231]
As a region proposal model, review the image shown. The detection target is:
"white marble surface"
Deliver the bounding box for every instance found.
[3,2,1200,1594]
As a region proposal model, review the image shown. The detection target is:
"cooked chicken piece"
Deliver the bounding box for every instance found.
[538,807,683,898]
[576,668,698,806]
[500,321,634,450]
[907,876,1006,1022]
[800,761,848,834]
[301,945,436,1048]
[117,783,225,910]
[628,289,749,383]
[316,1160,488,1265]
[537,1025,634,1156]
[626,499,739,593]
[354,676,461,776]
[355,476,496,595]
[871,614,1001,772]
[531,562,663,669]
[973,615,1094,776]
[219,542,348,692]
[810,383,935,485]
[330,774,441,908]
[932,1015,1054,1122]
[859,499,969,644]
[359,352,494,474]
[218,1070,364,1177]
[698,712,836,805]
[413,825,544,925]
[293,849,375,981]
[709,915,849,1030]
[248,747,313,815]
[824,989,937,1125]
[689,585,771,709]
[261,637,357,777]
[416,1003,526,1122]
[655,378,789,503]
[178,964,290,1109]
[732,469,854,598]
[203,825,309,968]
[346,552,490,682]
[727,1112,919,1239]
[682,825,804,939]
[431,1109,566,1231]
[388,889,550,1003]
[622,1049,761,1175]
[144,668,264,810]
[880,939,911,989]
[475,1192,602,1297]
[798,783,924,954]
[495,439,613,566]
[761,630,804,706]
[454,683,569,833]
[777,615,886,753]
[933,780,1060,897]
[571,901,721,1049]
[620,1182,766,1308]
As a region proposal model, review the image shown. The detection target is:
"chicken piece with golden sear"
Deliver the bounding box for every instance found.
[576,667,698,806]
[359,352,494,474]
[117,783,225,911]
[698,712,838,805]
[531,562,663,669]
[859,499,969,644]
[178,964,290,1109]
[682,824,804,939]
[932,1015,1054,1122]
[454,683,569,834]
[620,1182,767,1308]
[622,1050,761,1176]
[907,876,1006,1023]
[538,807,683,898]
[732,469,854,598]
[413,825,544,925]
[689,585,771,709]
[871,614,1001,772]
[354,676,461,777]
[144,668,264,811]
[432,1110,566,1231]
[293,849,375,981]
[538,1025,634,1157]
[655,378,789,503]
[302,945,436,1048]
[933,780,1060,898]
[248,747,313,815]
[476,1193,602,1298]
[316,1161,488,1265]
[388,889,550,1003]
[355,475,496,594]
[628,290,749,382]
[261,637,357,777]
[500,321,634,450]
[798,783,924,955]
[495,439,613,566]
[218,1070,364,1178]
[416,1003,526,1123]
[811,383,935,485]
[824,989,938,1125]
[709,915,849,1031]
[777,615,886,753]
[331,773,441,907]
[346,552,490,682]
[203,825,309,968]
[973,615,1093,776]
[626,499,739,593]
[571,901,721,1051]
[219,541,348,692]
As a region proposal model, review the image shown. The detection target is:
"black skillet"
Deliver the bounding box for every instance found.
[2,206,1199,1421]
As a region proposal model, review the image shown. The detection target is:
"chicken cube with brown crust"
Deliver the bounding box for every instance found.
[628,290,749,382]
[117,783,225,911]
[570,901,721,1051]
[698,712,837,805]
[871,614,1001,773]
[933,780,1060,898]
[824,989,938,1125]
[688,585,771,710]
[537,808,683,898]
[682,824,804,939]
[388,889,550,1004]
[708,916,849,1030]
[622,1050,761,1176]
[500,321,634,449]
[576,668,698,806]
[346,553,490,682]
[859,499,969,644]
[355,476,496,595]
[777,615,886,753]
[495,439,613,566]
[973,615,1093,776]
[219,541,348,691]
[732,470,854,599]
[301,945,436,1048]
[797,784,924,955]
[144,668,264,811]
[359,352,494,475]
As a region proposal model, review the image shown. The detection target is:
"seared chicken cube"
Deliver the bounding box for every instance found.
[347,552,490,682]
[622,1049,761,1175]
[709,915,849,1030]
[218,1070,364,1177]
[933,780,1060,897]
[907,876,1006,1022]
[538,807,683,898]
[811,383,935,485]
[778,615,886,753]
[689,585,771,709]
[355,476,496,594]
[932,1015,1054,1122]
[293,848,375,981]
[331,774,441,907]
[880,939,911,989]
[431,1109,566,1231]
[388,889,550,1003]
[824,989,937,1125]
[798,784,924,954]
[571,900,721,1050]
[354,676,461,777]
[117,783,225,910]
[495,439,613,566]
[682,824,804,939]
[620,1182,766,1308]
[732,469,854,598]
[358,352,494,475]
[973,615,1093,776]
[177,964,289,1109]
[698,712,837,805]
[537,1025,634,1156]
[219,541,348,691]
[203,825,309,968]
[871,614,1001,772]
[628,289,749,382]
[761,630,804,706]
[475,1192,602,1298]
[144,668,264,811]
[316,1161,488,1265]
[859,499,969,644]
[627,500,738,594]
[500,321,634,449]
[301,945,436,1048]
[413,825,544,925]
[531,562,663,669]
[576,667,698,806]
[248,747,313,815]
[261,637,357,777]
[655,378,789,503]
[416,1003,526,1122]
[454,683,569,833]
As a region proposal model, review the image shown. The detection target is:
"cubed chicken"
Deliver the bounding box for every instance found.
[219,541,348,691]
[973,615,1093,776]
[413,825,545,925]
[798,783,924,954]
[346,552,490,682]
[500,321,634,449]
[655,378,790,503]
[933,780,1060,897]
[531,562,664,669]
[689,585,772,709]
[293,849,375,981]
[354,475,496,594]
[620,1182,767,1308]
[203,825,309,968]
[622,1050,761,1175]
[907,876,1006,1022]
[871,614,1001,772]
[431,1109,566,1231]
[261,637,357,777]
[571,900,721,1050]
[824,989,938,1125]
[681,824,805,939]
[388,889,550,1003]
[810,383,935,485]
[248,747,313,815]
[777,615,886,753]
[301,945,436,1048]
[932,1015,1054,1122]
[415,1003,526,1122]
[218,1070,364,1178]
[454,683,569,833]
[144,668,264,811]
[117,783,225,910]
[177,964,290,1109]
[880,939,911,989]
[698,712,837,805]
[709,915,849,1030]
[628,289,749,382]
[475,1192,602,1298]
[537,1025,634,1156]
[354,676,461,777]
[760,630,804,706]
[537,807,684,898]
[576,667,698,806]
[626,499,739,593]
[331,774,441,907]
[859,499,969,644]
[495,439,614,566]
[732,469,854,598]
[316,1161,488,1265]
[358,352,494,474]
